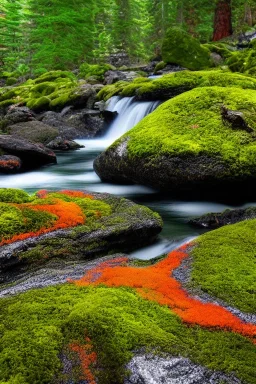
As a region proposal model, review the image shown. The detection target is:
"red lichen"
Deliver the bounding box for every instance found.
[69,336,97,384]
[0,198,85,246]
[73,245,256,341]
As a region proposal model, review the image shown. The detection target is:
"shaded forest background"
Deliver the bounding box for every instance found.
[0,0,256,76]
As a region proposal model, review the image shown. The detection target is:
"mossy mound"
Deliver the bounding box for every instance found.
[192,219,256,313]
[0,268,255,383]
[161,28,211,70]
[79,63,114,81]
[203,42,234,60]
[97,70,256,101]
[94,86,256,197]
[0,189,162,280]
[227,48,256,75]
[0,71,83,112]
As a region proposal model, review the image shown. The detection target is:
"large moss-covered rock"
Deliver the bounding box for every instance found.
[94,86,256,198]
[0,189,162,283]
[97,70,256,101]
[161,28,211,70]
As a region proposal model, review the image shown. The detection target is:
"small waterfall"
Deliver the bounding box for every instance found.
[104,96,160,140]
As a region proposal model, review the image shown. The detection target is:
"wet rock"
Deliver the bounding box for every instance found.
[189,206,256,228]
[63,109,105,138]
[104,70,143,85]
[4,106,36,125]
[0,155,22,173]
[0,135,56,170]
[0,192,162,284]
[108,52,130,68]
[8,120,59,145]
[125,353,241,384]
[46,137,84,150]
[41,109,106,139]
[40,111,82,140]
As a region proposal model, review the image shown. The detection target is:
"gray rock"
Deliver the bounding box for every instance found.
[4,106,36,125]
[8,120,59,145]
[46,136,84,150]
[63,109,105,138]
[41,109,106,139]
[210,52,224,66]
[0,135,56,170]
[40,111,82,140]
[125,354,241,384]
[189,206,256,228]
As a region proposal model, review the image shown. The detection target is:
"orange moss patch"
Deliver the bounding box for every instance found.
[0,198,85,246]
[69,336,97,384]
[73,245,256,341]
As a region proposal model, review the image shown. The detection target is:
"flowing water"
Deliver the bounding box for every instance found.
[0,97,254,260]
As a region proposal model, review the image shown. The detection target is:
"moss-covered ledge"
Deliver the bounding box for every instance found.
[97,70,256,101]
[0,189,162,284]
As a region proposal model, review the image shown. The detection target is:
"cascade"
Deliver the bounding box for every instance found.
[104,96,160,140]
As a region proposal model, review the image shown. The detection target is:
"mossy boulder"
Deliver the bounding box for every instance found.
[8,121,59,145]
[0,189,162,283]
[161,28,211,70]
[97,70,256,101]
[0,71,85,113]
[94,86,256,198]
[79,63,114,81]
[191,219,256,313]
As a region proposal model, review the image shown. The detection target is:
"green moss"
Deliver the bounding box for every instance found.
[49,92,76,109]
[98,70,256,101]
[34,70,76,84]
[191,219,256,313]
[0,189,31,203]
[161,28,211,70]
[203,42,234,59]
[0,284,255,384]
[227,48,256,75]
[26,96,51,111]
[97,80,128,101]
[79,63,113,81]
[32,82,56,96]
[0,203,56,241]
[154,61,167,73]
[6,77,18,86]
[0,71,78,111]
[112,86,256,178]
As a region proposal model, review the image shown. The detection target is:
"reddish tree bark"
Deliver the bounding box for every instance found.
[212,0,232,41]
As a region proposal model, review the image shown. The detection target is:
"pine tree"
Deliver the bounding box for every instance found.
[28,0,97,72]
[0,0,24,70]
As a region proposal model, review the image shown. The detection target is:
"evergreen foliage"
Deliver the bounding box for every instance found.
[0,0,255,74]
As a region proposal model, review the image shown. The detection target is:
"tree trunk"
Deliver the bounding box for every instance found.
[244,2,253,27]
[212,0,232,41]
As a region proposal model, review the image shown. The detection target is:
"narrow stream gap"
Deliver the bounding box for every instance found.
[1,97,255,260]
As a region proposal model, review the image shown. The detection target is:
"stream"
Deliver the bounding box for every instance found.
[0,96,255,260]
